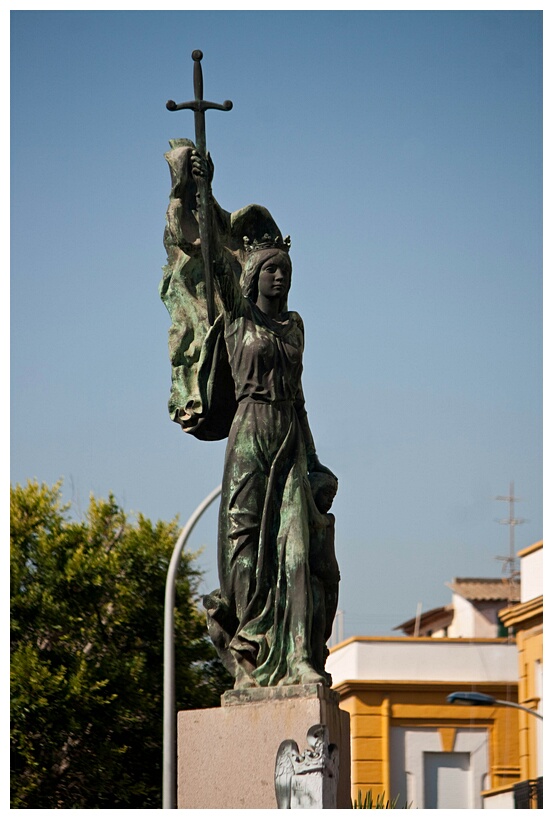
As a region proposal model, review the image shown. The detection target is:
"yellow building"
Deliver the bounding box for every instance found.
[328,636,520,808]
[328,549,543,809]
[496,540,543,808]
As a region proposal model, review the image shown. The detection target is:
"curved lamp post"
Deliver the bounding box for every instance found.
[446,691,543,720]
[162,484,222,809]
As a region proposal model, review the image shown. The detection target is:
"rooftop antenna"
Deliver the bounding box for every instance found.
[495,480,525,603]
[330,610,344,646]
[413,602,423,637]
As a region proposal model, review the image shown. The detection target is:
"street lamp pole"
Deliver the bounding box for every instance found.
[490,698,543,720]
[162,484,222,809]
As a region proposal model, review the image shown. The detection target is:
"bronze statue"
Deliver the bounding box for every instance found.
[161,52,338,689]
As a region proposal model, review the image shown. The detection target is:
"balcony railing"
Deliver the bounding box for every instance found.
[514,777,543,809]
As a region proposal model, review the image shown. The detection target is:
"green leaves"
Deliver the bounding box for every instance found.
[10,480,232,808]
[353,790,411,809]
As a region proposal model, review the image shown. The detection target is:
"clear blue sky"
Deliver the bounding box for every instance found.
[10,9,542,637]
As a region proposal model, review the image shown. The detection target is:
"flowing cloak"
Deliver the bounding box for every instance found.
[159,139,283,441]
[160,141,330,686]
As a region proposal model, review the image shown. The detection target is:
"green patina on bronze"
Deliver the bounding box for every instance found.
[160,135,339,691]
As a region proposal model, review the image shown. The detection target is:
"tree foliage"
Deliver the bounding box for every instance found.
[10,480,232,808]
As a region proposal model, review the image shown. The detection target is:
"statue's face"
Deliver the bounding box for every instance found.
[316,485,336,514]
[257,254,291,301]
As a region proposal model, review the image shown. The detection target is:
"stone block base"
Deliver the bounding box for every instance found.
[177,684,351,809]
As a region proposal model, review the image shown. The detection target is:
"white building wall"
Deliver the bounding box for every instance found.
[475,602,502,636]
[448,594,500,638]
[390,727,488,809]
[520,546,542,602]
[483,790,515,808]
[327,638,518,686]
[448,593,475,637]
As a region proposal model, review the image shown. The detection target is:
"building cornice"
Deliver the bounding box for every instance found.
[517,539,543,558]
[332,679,519,698]
[329,636,512,652]
[499,596,543,629]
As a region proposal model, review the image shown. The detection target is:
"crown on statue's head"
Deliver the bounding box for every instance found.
[243,233,291,254]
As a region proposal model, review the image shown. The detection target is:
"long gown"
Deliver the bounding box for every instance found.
[205,271,323,687]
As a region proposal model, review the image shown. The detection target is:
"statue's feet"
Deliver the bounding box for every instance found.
[294,662,328,686]
[301,670,327,685]
[234,666,258,689]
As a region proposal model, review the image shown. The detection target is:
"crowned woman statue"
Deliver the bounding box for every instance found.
[160,140,338,689]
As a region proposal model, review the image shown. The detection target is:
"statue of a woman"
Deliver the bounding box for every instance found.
[160,141,338,688]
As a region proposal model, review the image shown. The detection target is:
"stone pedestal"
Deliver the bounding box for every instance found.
[177,684,351,809]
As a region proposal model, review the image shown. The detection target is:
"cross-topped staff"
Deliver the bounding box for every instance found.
[166,50,233,325]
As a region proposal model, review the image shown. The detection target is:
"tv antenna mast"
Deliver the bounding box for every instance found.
[495,480,525,601]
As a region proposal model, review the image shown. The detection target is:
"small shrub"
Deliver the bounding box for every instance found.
[353,789,411,809]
